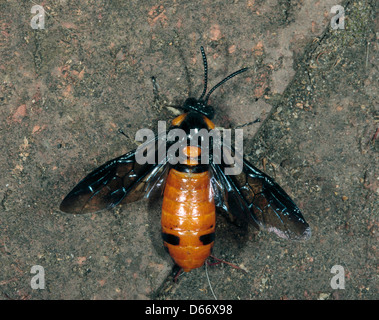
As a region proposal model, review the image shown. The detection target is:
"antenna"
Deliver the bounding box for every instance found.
[198,46,208,101]
[204,67,248,105]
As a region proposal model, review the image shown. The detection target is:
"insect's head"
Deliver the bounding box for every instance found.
[182,46,248,120]
[183,97,215,119]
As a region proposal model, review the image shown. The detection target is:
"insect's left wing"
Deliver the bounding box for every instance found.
[60,135,169,214]
[211,146,311,241]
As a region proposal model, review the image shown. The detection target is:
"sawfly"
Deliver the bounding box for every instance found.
[60,46,311,274]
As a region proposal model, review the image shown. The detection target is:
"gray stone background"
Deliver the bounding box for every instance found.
[0,0,377,299]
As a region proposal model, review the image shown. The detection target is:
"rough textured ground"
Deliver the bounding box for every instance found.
[0,0,377,300]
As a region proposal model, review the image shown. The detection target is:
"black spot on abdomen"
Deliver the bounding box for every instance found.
[199,232,215,245]
[162,232,180,245]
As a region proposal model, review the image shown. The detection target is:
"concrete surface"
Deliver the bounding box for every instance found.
[0,0,377,299]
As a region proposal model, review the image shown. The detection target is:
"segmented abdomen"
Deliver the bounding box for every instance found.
[161,168,215,272]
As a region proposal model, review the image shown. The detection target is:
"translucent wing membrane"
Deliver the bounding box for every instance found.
[60,135,170,214]
[211,163,255,227]
[211,145,311,240]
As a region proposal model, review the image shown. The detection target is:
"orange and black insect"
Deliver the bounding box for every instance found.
[60,47,311,274]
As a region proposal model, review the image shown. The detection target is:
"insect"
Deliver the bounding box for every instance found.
[60,46,311,274]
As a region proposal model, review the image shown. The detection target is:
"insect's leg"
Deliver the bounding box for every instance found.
[206,259,222,267]
[151,76,182,115]
[117,128,136,145]
[150,76,163,111]
[207,255,247,273]
[116,77,161,137]
[214,118,260,133]
[234,118,261,129]
[172,265,184,283]
[151,76,160,105]
[118,129,128,139]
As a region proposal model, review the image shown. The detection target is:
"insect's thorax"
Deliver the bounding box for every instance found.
[171,111,215,174]
[172,111,215,133]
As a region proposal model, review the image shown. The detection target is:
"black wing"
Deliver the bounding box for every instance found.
[211,146,311,241]
[60,134,170,214]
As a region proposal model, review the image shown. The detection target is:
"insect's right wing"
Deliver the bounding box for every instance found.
[60,134,170,214]
[211,145,311,241]
[211,162,255,227]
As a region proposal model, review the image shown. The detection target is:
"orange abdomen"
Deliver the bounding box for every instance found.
[161,168,215,272]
